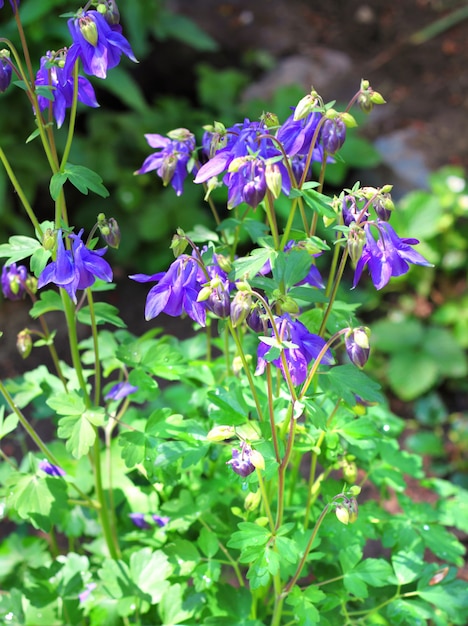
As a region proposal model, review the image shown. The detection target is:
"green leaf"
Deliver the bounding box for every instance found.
[272,249,312,289]
[298,188,336,218]
[158,583,194,625]
[320,364,383,405]
[388,351,438,401]
[30,289,64,318]
[198,527,219,558]
[286,586,324,625]
[57,414,97,459]
[0,407,18,440]
[129,548,172,604]
[46,391,86,416]
[227,522,270,552]
[0,235,41,263]
[98,559,134,600]
[50,163,109,200]
[30,246,52,277]
[231,247,276,281]
[417,575,468,619]
[392,550,425,584]
[119,429,157,469]
[6,475,68,532]
[77,303,127,328]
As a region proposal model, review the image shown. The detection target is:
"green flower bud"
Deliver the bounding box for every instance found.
[265,163,282,199]
[342,458,358,484]
[294,92,319,121]
[347,226,366,266]
[277,295,300,315]
[170,228,188,258]
[17,329,32,359]
[167,128,194,142]
[215,254,232,273]
[230,291,252,328]
[206,425,235,442]
[335,505,350,525]
[244,490,261,512]
[42,228,56,251]
[250,449,265,471]
[260,111,279,128]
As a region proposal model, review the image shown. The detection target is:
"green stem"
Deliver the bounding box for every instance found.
[61,290,91,406]
[266,364,281,464]
[282,503,330,597]
[85,289,101,406]
[92,435,120,559]
[60,61,79,171]
[257,468,275,532]
[318,246,349,338]
[199,518,244,587]
[264,190,280,250]
[228,321,264,422]
[0,148,43,238]
[275,407,296,530]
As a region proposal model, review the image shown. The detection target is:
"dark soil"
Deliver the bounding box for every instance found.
[172,0,468,171]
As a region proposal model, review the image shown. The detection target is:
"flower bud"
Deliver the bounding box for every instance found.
[167,127,194,142]
[0,53,12,93]
[294,92,319,121]
[250,449,265,471]
[335,505,350,525]
[99,216,120,248]
[42,228,56,251]
[97,0,120,26]
[215,254,232,273]
[345,327,371,369]
[207,425,235,442]
[1,263,28,300]
[277,294,299,315]
[342,458,358,484]
[17,329,32,359]
[170,228,188,258]
[347,226,366,266]
[38,459,66,477]
[79,16,99,46]
[321,117,346,155]
[244,490,261,511]
[227,444,256,478]
[207,285,231,318]
[230,290,252,328]
[260,111,279,128]
[161,154,178,187]
[373,193,394,222]
[265,163,282,199]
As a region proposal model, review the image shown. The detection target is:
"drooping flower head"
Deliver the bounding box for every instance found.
[104,381,138,401]
[255,313,334,386]
[352,221,432,290]
[227,444,256,478]
[1,263,28,300]
[38,229,113,303]
[38,459,66,477]
[35,50,99,128]
[130,253,207,326]
[65,9,137,80]
[135,129,196,196]
[0,51,12,93]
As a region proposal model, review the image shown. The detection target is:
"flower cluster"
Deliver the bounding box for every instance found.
[342,188,432,290]
[1,263,28,300]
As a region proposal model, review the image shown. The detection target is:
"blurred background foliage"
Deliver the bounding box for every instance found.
[0,0,467,486]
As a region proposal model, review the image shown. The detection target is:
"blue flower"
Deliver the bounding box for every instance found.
[38,229,113,303]
[1,263,28,300]
[38,459,66,477]
[0,55,12,93]
[135,130,195,196]
[227,445,256,478]
[152,514,170,527]
[129,513,150,529]
[104,381,138,401]
[35,51,99,129]
[64,9,137,80]
[130,254,206,326]
[255,314,334,386]
[353,221,432,290]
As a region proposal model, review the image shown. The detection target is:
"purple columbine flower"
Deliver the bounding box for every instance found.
[152,514,170,527]
[129,513,150,529]
[0,55,12,93]
[79,582,97,604]
[1,263,28,300]
[226,157,268,209]
[345,327,371,369]
[321,117,346,155]
[255,314,334,386]
[105,381,138,401]
[130,254,206,326]
[227,444,256,478]
[352,221,432,290]
[135,129,196,196]
[38,459,66,477]
[35,51,99,129]
[37,229,113,304]
[64,9,137,80]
